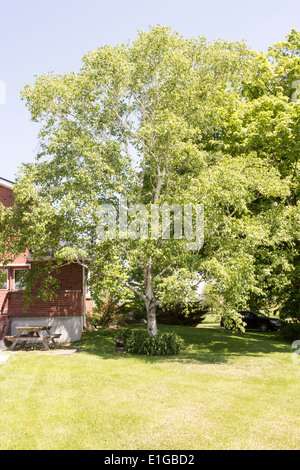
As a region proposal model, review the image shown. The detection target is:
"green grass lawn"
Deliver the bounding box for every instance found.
[0,320,299,450]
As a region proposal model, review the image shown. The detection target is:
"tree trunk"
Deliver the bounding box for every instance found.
[143,262,158,336]
[145,298,157,336]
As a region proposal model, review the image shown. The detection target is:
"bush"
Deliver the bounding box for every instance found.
[86,296,127,328]
[116,328,184,356]
[157,302,208,326]
[279,321,300,342]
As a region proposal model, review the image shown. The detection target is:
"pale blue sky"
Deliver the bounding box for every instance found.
[0,0,299,181]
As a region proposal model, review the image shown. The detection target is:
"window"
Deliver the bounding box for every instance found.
[14,269,27,290]
[0,269,8,289]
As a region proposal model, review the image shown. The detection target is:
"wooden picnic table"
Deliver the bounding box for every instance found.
[5,326,61,351]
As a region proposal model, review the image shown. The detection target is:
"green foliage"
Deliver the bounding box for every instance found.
[0,26,299,332]
[220,311,246,333]
[199,30,300,316]
[86,293,127,328]
[278,255,300,321]
[157,302,208,326]
[279,321,300,342]
[116,328,184,355]
[0,269,7,289]
[20,262,60,308]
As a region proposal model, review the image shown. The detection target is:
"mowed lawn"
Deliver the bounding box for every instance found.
[0,320,299,450]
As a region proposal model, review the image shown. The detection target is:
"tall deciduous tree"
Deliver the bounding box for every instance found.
[210,29,300,319]
[0,26,295,332]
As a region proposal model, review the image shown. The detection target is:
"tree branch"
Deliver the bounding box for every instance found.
[154,265,171,279]
[154,165,166,202]
[98,271,145,300]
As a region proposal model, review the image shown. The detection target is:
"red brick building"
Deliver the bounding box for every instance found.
[0,177,91,342]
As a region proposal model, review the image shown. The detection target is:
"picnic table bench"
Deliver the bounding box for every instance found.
[5,326,61,351]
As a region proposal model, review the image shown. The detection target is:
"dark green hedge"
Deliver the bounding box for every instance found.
[279,321,300,342]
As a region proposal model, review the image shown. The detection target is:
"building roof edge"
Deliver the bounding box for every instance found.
[0,177,15,188]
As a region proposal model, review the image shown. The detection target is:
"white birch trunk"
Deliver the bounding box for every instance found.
[143,263,158,336]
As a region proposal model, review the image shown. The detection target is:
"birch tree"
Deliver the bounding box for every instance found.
[0,26,292,333]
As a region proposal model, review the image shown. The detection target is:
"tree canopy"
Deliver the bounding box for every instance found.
[1,26,299,333]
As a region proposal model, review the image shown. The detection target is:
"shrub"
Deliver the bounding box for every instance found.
[157,302,208,326]
[86,309,102,328]
[279,321,300,342]
[86,295,127,328]
[116,328,184,356]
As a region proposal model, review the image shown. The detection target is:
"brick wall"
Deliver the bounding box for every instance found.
[0,291,9,314]
[0,183,14,207]
[0,262,84,318]
[13,251,29,264]
[7,290,83,317]
[54,262,83,291]
[0,182,28,263]
[0,182,86,325]
[28,261,83,292]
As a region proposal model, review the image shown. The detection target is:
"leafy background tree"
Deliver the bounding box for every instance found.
[210,29,300,320]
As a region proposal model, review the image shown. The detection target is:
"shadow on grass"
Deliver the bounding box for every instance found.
[78,323,291,365]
